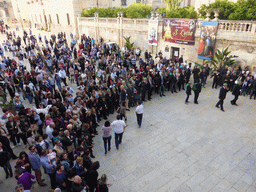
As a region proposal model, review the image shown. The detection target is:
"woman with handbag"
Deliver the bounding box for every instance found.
[0,142,13,179]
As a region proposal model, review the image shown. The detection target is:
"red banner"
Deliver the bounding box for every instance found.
[162,19,196,45]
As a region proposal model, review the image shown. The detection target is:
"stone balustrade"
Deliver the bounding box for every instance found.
[79,15,256,34]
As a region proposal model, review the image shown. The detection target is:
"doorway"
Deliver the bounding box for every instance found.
[171,47,179,61]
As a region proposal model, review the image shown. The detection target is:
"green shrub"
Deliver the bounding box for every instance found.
[156,7,167,15]
[198,0,256,20]
[198,0,235,20]
[228,0,256,20]
[167,6,198,19]
[81,7,126,18]
[125,3,153,18]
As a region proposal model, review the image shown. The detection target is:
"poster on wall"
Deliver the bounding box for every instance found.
[198,21,218,60]
[148,19,158,46]
[162,19,197,45]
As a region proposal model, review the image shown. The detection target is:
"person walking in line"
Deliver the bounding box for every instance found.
[111,115,126,150]
[231,81,242,106]
[185,82,192,104]
[135,101,143,128]
[102,121,112,154]
[216,83,228,112]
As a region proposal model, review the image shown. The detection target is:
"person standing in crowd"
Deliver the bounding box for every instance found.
[15,168,35,191]
[15,184,25,192]
[192,80,202,104]
[0,130,18,159]
[28,146,47,187]
[211,70,220,89]
[0,142,13,179]
[111,115,126,149]
[216,83,228,112]
[185,82,192,104]
[40,149,56,189]
[135,101,143,128]
[98,174,109,192]
[102,121,112,154]
[231,80,242,105]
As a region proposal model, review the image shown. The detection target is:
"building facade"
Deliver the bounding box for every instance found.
[77,15,256,71]
[0,0,15,21]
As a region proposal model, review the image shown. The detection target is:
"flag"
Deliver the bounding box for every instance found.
[195,62,205,70]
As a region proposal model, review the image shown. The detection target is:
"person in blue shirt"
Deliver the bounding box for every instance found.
[33,111,43,136]
[40,149,56,189]
[28,146,47,187]
[55,164,66,190]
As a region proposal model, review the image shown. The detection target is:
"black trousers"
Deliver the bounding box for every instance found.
[10,134,21,146]
[216,99,224,110]
[136,114,143,127]
[3,161,12,177]
[148,88,152,100]
[194,92,200,103]
[185,94,190,102]
[231,95,239,104]
[212,81,218,89]
[61,78,67,86]
[48,172,56,189]
[20,133,27,145]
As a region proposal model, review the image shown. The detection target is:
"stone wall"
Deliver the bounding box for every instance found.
[78,15,256,71]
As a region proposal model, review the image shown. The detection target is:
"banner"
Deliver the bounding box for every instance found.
[162,19,196,45]
[148,19,158,46]
[198,21,218,60]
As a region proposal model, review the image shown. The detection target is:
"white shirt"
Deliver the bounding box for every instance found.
[46,125,54,139]
[135,104,143,114]
[111,120,126,134]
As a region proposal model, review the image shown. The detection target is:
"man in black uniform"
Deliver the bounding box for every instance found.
[147,77,153,101]
[192,80,202,104]
[231,81,242,105]
[216,83,228,112]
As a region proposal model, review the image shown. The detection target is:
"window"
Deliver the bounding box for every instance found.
[187,0,191,6]
[67,13,70,25]
[49,14,52,23]
[121,0,127,6]
[56,14,59,24]
[136,0,141,2]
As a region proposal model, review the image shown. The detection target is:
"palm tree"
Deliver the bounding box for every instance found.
[206,47,238,73]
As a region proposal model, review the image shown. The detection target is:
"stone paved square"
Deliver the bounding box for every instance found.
[0,29,255,192]
[1,76,255,192]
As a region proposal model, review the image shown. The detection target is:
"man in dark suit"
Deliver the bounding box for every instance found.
[62,130,74,161]
[147,77,153,101]
[216,83,228,112]
[7,82,15,100]
[141,78,148,102]
[0,129,17,159]
[231,81,242,105]
[192,81,202,104]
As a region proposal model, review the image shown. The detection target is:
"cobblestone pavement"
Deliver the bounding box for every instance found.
[1,28,256,192]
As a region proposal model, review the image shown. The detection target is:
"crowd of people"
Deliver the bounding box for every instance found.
[0,23,255,192]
